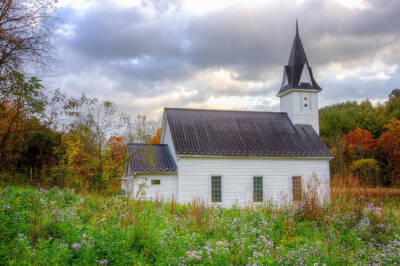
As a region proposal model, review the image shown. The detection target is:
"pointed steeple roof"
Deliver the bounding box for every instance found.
[277,21,321,97]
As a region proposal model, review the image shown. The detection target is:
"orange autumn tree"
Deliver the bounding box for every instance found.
[0,98,25,165]
[103,136,128,193]
[378,118,400,177]
[149,128,161,144]
[0,98,20,141]
[344,127,377,158]
[107,136,126,163]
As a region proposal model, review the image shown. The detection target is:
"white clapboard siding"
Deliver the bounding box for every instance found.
[162,119,177,160]
[281,91,320,133]
[177,156,330,207]
[131,173,178,201]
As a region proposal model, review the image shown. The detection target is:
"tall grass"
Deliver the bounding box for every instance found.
[0,180,399,265]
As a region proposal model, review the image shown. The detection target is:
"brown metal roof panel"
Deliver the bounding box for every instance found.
[126,144,177,173]
[165,108,331,158]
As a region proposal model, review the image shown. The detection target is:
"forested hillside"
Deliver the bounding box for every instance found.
[319,89,400,186]
[2,82,399,191]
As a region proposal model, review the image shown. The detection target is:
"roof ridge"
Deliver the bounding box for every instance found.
[126,143,167,146]
[294,123,312,126]
[165,107,287,114]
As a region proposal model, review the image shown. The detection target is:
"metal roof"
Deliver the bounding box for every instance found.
[126,144,177,173]
[277,21,321,96]
[165,108,332,158]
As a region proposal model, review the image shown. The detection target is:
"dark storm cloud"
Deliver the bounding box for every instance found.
[51,0,400,117]
[62,0,400,76]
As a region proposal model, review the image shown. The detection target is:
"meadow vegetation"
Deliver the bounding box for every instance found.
[1,178,399,265]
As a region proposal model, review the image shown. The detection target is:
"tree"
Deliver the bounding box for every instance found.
[53,128,127,192]
[57,125,98,190]
[43,88,67,130]
[378,118,400,182]
[149,128,161,144]
[18,120,61,183]
[386,96,400,120]
[63,95,122,188]
[329,134,347,176]
[121,114,158,143]
[0,71,46,114]
[107,136,126,163]
[0,71,46,167]
[350,159,380,186]
[319,100,385,142]
[344,128,377,158]
[104,136,127,193]
[389,89,400,99]
[0,0,56,74]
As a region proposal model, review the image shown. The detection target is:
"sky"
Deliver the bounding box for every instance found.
[46,0,400,120]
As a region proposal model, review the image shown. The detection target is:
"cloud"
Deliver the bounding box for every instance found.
[47,0,400,119]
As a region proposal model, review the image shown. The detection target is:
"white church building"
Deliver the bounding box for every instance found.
[122,24,332,207]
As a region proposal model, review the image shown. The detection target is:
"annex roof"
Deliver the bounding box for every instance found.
[164,108,332,158]
[126,144,177,173]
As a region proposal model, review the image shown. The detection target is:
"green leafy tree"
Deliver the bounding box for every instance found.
[18,119,62,183]
[0,71,47,169]
[386,97,400,120]
[319,100,383,143]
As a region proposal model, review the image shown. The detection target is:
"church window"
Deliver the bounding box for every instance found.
[211,176,222,203]
[253,176,263,202]
[292,176,302,202]
[151,179,161,185]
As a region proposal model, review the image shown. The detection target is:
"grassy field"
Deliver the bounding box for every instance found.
[0,185,400,265]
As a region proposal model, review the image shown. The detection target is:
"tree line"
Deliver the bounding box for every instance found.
[1,0,399,192]
[320,89,400,187]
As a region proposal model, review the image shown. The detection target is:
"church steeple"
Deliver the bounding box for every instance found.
[277,22,321,97]
[278,21,321,134]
